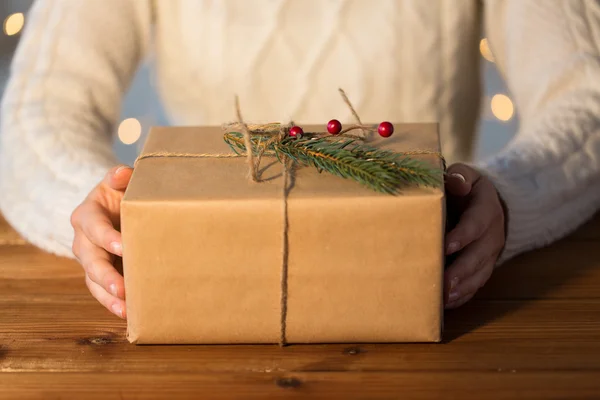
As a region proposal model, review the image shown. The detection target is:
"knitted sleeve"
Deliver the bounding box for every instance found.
[0,0,151,257]
[482,0,600,262]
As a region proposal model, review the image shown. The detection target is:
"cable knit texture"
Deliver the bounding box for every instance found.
[0,0,599,262]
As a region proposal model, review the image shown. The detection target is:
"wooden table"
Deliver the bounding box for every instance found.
[1,214,599,399]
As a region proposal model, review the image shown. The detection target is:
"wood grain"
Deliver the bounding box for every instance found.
[1,371,600,400]
[2,298,600,373]
[1,213,600,399]
[0,215,26,246]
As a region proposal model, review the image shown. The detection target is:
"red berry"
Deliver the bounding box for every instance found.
[289,126,304,138]
[327,119,342,135]
[378,121,394,138]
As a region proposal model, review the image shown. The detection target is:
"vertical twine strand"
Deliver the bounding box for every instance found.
[279,156,291,347]
[235,95,259,182]
[278,124,292,346]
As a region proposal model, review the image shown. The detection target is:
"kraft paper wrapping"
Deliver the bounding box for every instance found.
[122,124,445,344]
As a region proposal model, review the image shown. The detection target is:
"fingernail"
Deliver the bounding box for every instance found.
[447,241,460,254]
[109,283,118,297]
[110,241,122,255]
[111,303,123,318]
[115,165,126,175]
[449,173,466,183]
[450,277,459,290]
[448,290,460,302]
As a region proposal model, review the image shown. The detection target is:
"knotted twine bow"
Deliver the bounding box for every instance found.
[135,89,446,346]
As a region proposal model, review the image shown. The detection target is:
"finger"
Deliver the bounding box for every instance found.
[79,202,123,256]
[445,164,479,197]
[79,236,125,300]
[105,165,133,191]
[445,259,495,309]
[85,275,126,319]
[445,180,499,255]
[71,235,83,261]
[445,292,475,310]
[444,236,499,302]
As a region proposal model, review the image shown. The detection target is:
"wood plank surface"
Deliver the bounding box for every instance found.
[2,371,600,400]
[1,213,599,399]
[0,215,25,246]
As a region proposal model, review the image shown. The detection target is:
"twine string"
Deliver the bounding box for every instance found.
[235,96,259,182]
[338,88,369,139]
[279,152,292,346]
[134,151,242,167]
[338,88,363,125]
[236,102,292,346]
[134,148,446,173]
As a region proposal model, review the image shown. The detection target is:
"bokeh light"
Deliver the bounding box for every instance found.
[490,94,514,122]
[479,38,494,63]
[4,13,24,36]
[118,118,142,144]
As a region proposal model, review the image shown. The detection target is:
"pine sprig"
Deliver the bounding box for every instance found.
[223,131,442,194]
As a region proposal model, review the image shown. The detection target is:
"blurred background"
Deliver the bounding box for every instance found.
[0,1,517,165]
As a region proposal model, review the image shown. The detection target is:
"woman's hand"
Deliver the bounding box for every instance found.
[444,163,506,309]
[70,165,133,319]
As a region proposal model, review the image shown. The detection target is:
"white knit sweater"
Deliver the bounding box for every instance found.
[1,0,600,262]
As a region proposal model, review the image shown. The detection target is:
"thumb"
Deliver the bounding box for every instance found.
[105,165,133,191]
[445,163,476,197]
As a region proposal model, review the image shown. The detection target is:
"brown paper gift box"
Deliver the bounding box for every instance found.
[121,124,445,344]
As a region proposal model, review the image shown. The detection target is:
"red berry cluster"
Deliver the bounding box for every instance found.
[288,120,394,138]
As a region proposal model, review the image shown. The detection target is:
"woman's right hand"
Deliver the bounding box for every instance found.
[70,165,133,319]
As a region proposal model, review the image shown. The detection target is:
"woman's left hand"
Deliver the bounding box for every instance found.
[444,163,506,309]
